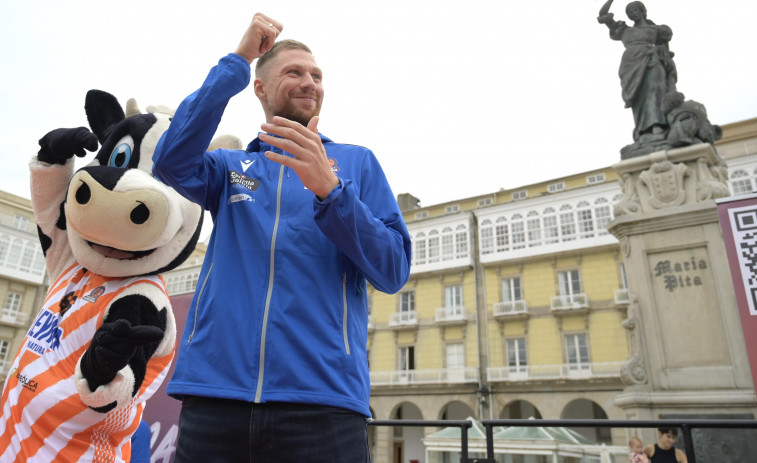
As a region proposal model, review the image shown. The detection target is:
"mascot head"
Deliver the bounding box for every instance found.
[64,90,203,277]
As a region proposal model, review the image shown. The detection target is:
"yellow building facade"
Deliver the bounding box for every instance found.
[366,118,757,462]
[0,191,47,384]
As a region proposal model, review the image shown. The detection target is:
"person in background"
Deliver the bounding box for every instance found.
[628,436,649,463]
[152,12,411,463]
[645,428,688,463]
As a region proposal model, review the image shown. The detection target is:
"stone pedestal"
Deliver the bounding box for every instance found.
[608,143,757,458]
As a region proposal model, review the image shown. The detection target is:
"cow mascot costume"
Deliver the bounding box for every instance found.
[0,90,206,462]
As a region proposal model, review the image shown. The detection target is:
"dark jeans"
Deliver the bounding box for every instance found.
[174,396,370,463]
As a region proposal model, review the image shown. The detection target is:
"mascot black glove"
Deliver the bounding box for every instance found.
[80,319,164,391]
[38,127,99,165]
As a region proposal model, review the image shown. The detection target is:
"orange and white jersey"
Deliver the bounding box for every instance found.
[0,263,175,463]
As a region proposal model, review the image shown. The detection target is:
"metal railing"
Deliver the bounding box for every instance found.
[435,305,467,323]
[389,311,418,327]
[368,418,757,463]
[492,300,528,317]
[487,361,624,381]
[550,293,589,310]
[370,367,479,386]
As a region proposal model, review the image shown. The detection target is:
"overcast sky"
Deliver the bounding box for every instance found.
[2,0,755,218]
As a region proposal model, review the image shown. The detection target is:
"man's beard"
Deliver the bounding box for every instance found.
[272,100,321,127]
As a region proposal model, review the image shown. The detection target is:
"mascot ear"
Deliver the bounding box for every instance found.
[85,90,126,144]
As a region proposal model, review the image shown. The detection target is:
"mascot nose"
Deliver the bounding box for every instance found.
[66,170,170,250]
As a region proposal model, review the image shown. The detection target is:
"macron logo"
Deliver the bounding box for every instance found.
[241,159,255,172]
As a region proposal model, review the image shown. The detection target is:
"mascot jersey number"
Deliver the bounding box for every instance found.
[0,90,203,463]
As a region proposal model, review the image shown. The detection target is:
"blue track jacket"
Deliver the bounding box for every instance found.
[152,53,411,416]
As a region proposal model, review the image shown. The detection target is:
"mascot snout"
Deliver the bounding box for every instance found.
[66,168,170,252]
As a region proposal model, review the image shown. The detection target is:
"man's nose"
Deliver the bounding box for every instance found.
[300,73,316,88]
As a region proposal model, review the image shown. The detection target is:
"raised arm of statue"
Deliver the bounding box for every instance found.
[598,0,614,22]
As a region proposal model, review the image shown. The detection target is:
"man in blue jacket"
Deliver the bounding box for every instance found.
[152,12,412,463]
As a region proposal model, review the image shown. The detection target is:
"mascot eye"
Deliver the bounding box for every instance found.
[109,143,133,168]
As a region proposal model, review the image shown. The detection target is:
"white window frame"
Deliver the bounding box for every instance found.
[446,342,465,369]
[398,345,415,371]
[506,338,528,374]
[548,182,565,193]
[12,216,28,231]
[478,198,493,207]
[587,173,606,185]
[399,291,415,313]
[0,339,10,370]
[512,190,527,200]
[2,292,22,319]
[565,333,590,371]
[501,277,522,303]
[558,270,582,296]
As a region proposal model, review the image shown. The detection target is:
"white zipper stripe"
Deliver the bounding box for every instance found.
[255,163,285,402]
[342,273,351,355]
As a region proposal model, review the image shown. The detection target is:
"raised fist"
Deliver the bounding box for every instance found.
[37,127,99,165]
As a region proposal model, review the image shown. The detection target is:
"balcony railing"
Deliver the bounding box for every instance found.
[435,305,467,323]
[550,293,588,311]
[487,361,623,382]
[614,288,630,305]
[389,310,418,327]
[371,367,479,386]
[0,311,29,327]
[492,300,528,317]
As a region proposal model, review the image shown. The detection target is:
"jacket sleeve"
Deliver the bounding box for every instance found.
[313,152,412,294]
[152,53,251,212]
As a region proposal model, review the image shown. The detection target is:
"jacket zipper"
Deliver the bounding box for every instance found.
[255,163,285,402]
[187,262,213,346]
[342,273,351,355]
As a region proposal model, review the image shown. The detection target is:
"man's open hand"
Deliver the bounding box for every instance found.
[260,116,340,199]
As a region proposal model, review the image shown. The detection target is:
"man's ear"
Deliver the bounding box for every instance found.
[253,78,266,100]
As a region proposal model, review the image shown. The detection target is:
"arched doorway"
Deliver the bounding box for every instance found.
[391,402,424,463]
[500,399,543,419]
[561,398,611,443]
[439,400,475,421]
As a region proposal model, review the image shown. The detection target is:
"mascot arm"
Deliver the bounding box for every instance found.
[75,283,176,413]
[32,128,99,281]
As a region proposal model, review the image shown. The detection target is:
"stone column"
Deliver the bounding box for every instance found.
[608,143,757,459]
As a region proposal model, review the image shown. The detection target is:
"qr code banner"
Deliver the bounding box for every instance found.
[727,205,757,316]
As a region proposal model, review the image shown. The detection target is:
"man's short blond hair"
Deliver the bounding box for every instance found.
[255,39,312,78]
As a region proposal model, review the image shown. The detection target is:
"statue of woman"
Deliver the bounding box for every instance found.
[598,1,677,142]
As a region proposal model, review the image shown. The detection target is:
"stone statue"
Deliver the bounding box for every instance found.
[597,1,720,159]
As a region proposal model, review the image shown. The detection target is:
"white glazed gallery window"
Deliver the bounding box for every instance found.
[480,222,494,255]
[2,292,22,319]
[0,339,10,370]
[12,216,28,231]
[730,169,755,196]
